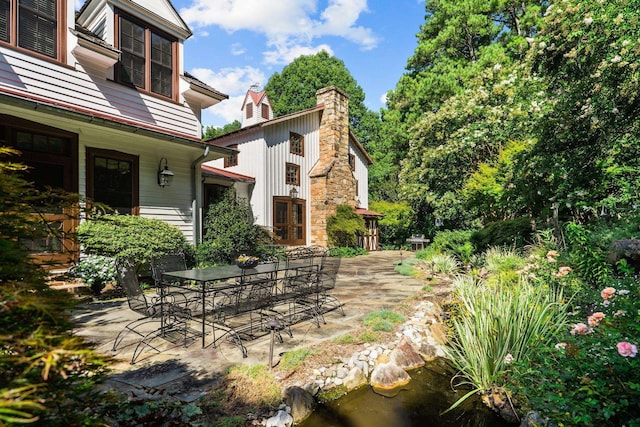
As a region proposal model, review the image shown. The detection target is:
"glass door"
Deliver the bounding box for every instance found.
[273,197,306,245]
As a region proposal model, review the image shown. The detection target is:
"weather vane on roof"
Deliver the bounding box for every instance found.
[250,83,261,92]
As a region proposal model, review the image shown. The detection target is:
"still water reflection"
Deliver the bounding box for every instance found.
[300,363,515,427]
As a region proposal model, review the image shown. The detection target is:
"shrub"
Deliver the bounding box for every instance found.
[327,204,366,248]
[430,253,460,275]
[564,222,613,285]
[369,200,415,247]
[1,149,107,424]
[431,229,475,264]
[198,192,272,264]
[328,246,367,258]
[508,276,640,425]
[444,275,568,410]
[471,217,534,252]
[77,214,187,265]
[69,255,116,295]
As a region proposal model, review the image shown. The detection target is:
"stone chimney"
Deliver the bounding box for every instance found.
[309,86,357,246]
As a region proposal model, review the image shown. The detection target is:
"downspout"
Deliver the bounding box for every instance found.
[191,145,210,246]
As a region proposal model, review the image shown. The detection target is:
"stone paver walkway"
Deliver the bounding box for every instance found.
[72,250,434,400]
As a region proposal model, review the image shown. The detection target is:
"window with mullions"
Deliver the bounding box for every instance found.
[290,132,304,156]
[285,162,300,185]
[1,0,59,59]
[118,14,175,99]
[87,148,139,215]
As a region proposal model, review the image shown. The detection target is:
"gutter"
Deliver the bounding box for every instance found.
[191,146,211,246]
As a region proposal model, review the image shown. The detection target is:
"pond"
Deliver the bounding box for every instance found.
[300,363,515,427]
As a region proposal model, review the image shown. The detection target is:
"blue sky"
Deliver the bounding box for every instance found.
[75,0,425,126]
[168,0,426,128]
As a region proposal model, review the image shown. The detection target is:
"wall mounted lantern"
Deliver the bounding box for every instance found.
[158,157,174,188]
[289,187,298,200]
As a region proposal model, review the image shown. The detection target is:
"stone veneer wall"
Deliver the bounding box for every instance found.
[310,86,357,246]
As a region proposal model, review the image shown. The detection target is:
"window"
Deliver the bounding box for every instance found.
[286,163,300,185]
[117,13,175,99]
[246,102,253,119]
[1,0,62,60]
[224,145,238,167]
[87,148,139,215]
[290,132,304,156]
[349,153,356,171]
[261,103,270,119]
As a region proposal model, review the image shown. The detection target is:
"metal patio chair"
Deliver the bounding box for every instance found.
[112,258,192,364]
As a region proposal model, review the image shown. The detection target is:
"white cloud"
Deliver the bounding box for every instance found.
[179,0,378,63]
[231,43,246,56]
[263,42,333,65]
[202,94,246,126]
[379,91,388,107]
[189,65,266,95]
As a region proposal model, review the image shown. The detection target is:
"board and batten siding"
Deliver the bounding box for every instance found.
[350,143,370,209]
[0,48,201,138]
[262,114,321,243]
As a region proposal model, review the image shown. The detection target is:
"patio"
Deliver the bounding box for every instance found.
[71,250,434,401]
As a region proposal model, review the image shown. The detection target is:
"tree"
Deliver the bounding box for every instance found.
[513,0,640,220]
[263,50,381,149]
[203,120,241,139]
[377,0,547,203]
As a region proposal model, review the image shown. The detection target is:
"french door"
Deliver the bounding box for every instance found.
[1,116,79,266]
[273,197,306,246]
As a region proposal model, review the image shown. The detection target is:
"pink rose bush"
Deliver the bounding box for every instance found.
[570,322,593,335]
[601,287,616,300]
[587,312,605,327]
[617,342,638,358]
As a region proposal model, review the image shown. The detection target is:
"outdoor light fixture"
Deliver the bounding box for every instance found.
[289,187,298,200]
[157,157,174,188]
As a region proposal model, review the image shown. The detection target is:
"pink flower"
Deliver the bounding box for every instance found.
[587,312,605,327]
[617,342,638,358]
[546,250,559,262]
[570,323,593,335]
[554,266,572,278]
[601,287,616,300]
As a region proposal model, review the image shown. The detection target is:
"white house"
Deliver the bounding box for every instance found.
[0,0,230,266]
[203,86,381,250]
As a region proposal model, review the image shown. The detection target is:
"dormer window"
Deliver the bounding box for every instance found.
[246,103,253,119]
[290,132,304,156]
[117,12,176,99]
[261,103,269,119]
[0,0,62,60]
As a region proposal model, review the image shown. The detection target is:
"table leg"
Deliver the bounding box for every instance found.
[201,285,206,348]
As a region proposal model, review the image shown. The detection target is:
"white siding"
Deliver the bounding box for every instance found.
[350,143,370,209]
[0,48,202,138]
[1,103,204,241]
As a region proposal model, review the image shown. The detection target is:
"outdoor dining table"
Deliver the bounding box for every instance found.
[162,261,317,349]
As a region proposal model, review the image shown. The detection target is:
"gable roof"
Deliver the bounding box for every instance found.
[349,130,373,165]
[78,0,192,40]
[241,90,271,110]
[206,104,325,147]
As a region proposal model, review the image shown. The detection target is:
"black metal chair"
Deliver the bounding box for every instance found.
[112,258,192,364]
[315,254,345,319]
[151,254,201,310]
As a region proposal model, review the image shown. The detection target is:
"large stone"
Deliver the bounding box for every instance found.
[369,362,411,394]
[266,410,294,427]
[429,322,449,344]
[418,343,439,361]
[343,366,368,391]
[284,386,316,424]
[390,336,425,370]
